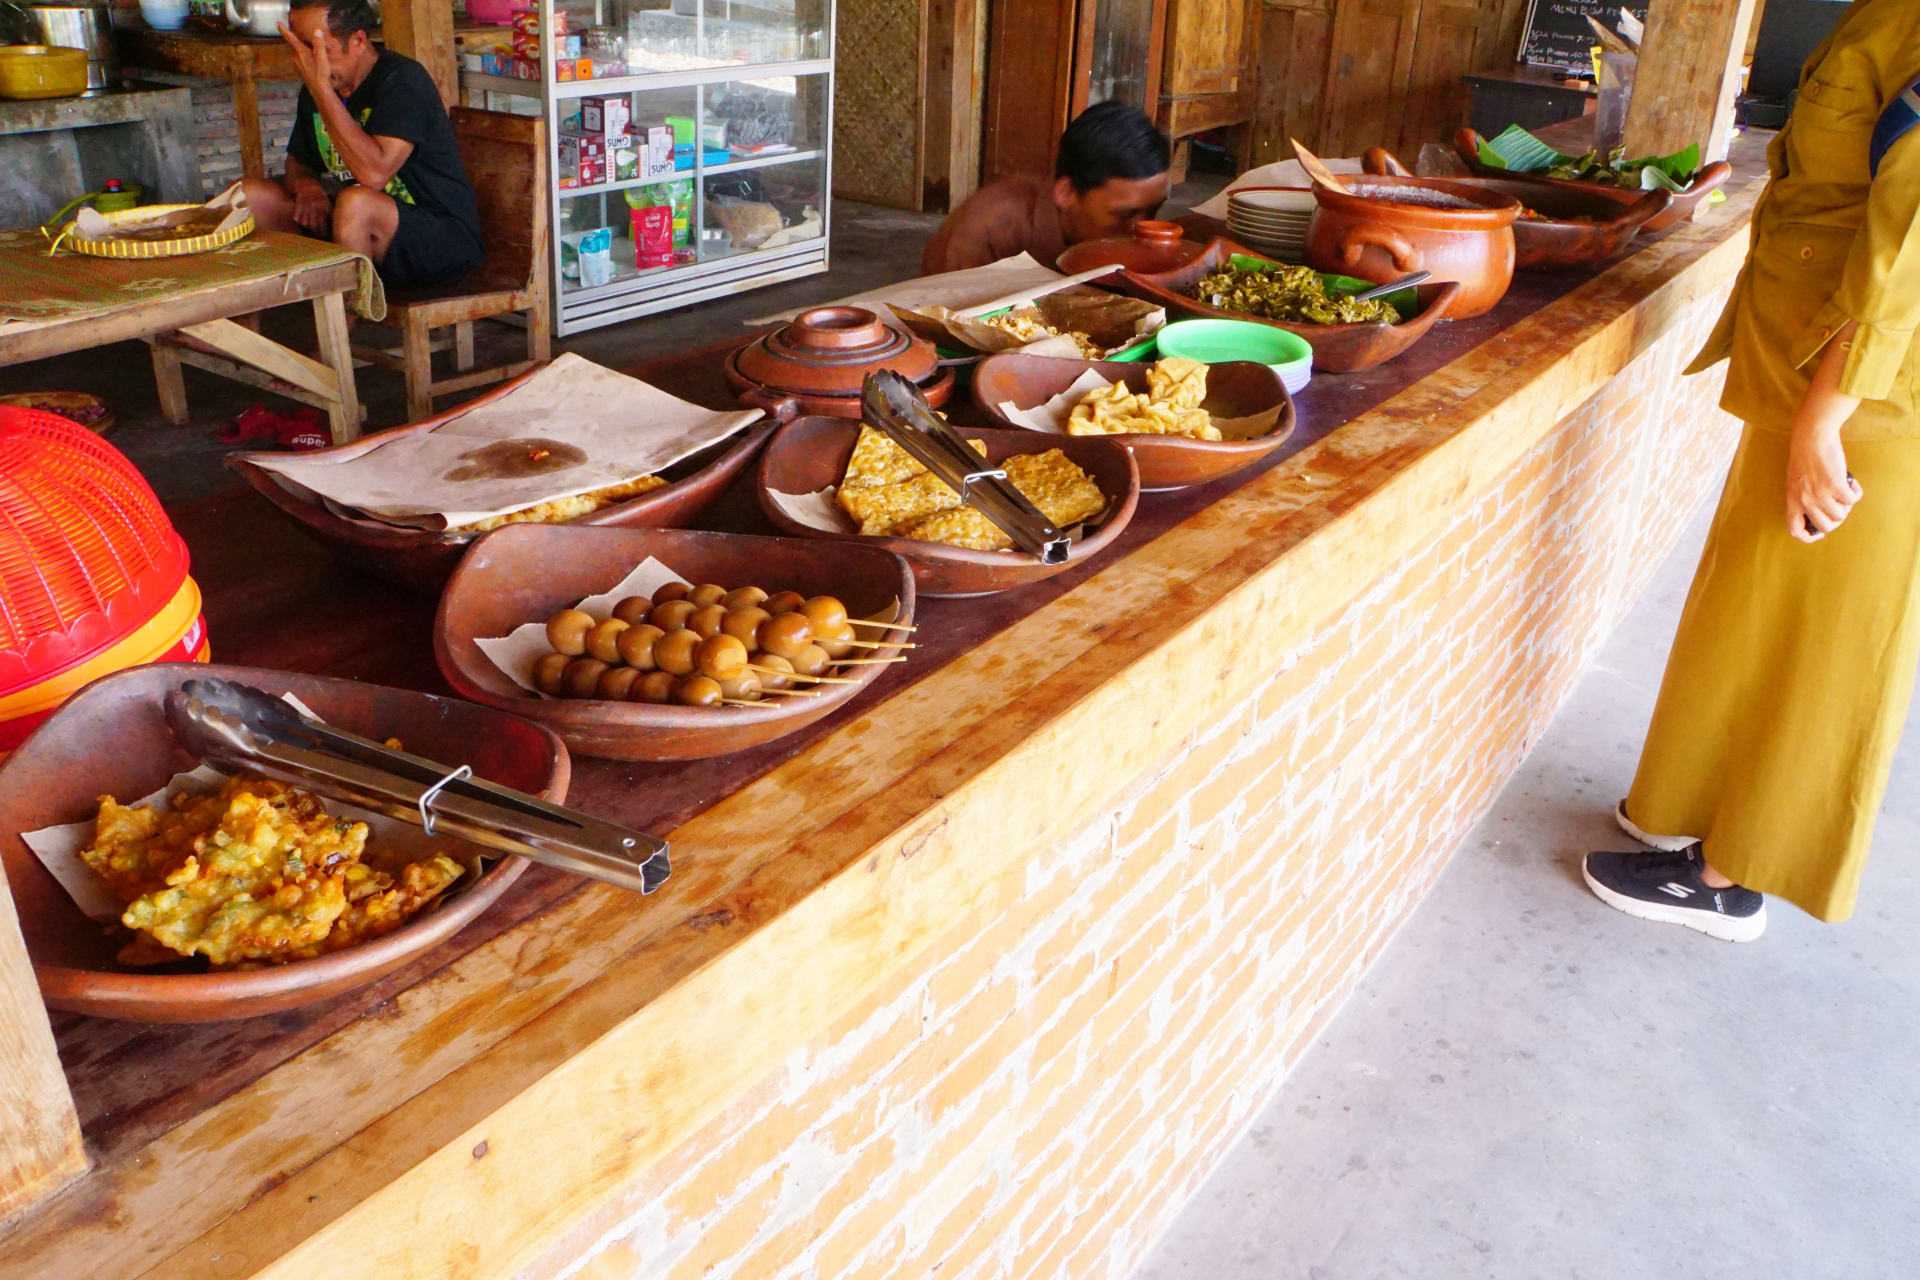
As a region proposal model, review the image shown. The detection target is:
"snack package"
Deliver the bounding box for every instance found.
[631,206,673,269]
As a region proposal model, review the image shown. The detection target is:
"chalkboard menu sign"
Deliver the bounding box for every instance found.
[1520,0,1648,74]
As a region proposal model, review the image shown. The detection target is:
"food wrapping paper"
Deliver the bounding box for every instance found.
[891,287,1164,358]
[996,368,1289,441]
[22,695,463,925]
[476,557,898,693]
[248,353,763,530]
[765,486,1097,552]
[745,252,1108,327]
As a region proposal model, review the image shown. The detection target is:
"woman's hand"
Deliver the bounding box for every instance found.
[1785,420,1859,542]
[1786,319,1864,543]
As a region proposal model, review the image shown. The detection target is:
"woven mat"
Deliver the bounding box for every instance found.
[0,227,385,324]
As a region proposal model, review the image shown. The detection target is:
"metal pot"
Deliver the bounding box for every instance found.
[25,4,116,95]
[224,0,290,37]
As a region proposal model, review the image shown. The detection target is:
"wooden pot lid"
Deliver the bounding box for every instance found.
[734,306,939,398]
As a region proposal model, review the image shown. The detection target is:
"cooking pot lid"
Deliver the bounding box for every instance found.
[734,306,939,397]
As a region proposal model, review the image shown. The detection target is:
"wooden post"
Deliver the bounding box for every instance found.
[919,0,986,212]
[384,0,457,107]
[0,863,86,1223]
[1622,0,1762,163]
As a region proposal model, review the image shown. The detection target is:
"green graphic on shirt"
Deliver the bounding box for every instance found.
[313,108,414,204]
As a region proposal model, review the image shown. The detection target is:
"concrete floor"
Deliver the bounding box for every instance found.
[1132,494,1920,1279]
[0,178,1227,506]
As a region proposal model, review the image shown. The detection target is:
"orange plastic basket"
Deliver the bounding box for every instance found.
[0,407,189,696]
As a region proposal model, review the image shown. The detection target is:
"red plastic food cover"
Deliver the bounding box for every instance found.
[0,407,188,695]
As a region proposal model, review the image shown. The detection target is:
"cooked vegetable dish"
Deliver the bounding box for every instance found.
[1191,263,1401,325]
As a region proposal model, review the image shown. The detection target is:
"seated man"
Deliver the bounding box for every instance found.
[244,0,484,289]
[920,102,1171,275]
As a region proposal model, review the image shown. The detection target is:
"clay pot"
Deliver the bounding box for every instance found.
[1452,129,1733,235]
[1306,176,1519,319]
[1055,219,1209,275]
[1363,146,1672,269]
[725,305,954,420]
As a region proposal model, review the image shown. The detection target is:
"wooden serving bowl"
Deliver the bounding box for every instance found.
[1452,129,1732,234]
[755,418,1141,597]
[227,368,778,596]
[970,354,1295,491]
[1,663,563,1023]
[1364,146,1670,269]
[1103,239,1462,373]
[435,525,916,761]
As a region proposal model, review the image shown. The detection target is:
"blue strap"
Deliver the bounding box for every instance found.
[1870,78,1920,176]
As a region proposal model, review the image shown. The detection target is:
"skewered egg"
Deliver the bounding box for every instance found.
[723,606,770,647]
[596,666,640,701]
[754,653,796,690]
[653,628,701,676]
[564,658,609,698]
[545,608,595,656]
[532,652,571,695]
[651,582,690,606]
[789,644,831,678]
[758,612,813,660]
[697,633,750,680]
[718,670,762,701]
[814,622,858,660]
[675,675,724,707]
[616,623,665,670]
[801,596,849,633]
[764,590,807,616]
[651,599,698,632]
[723,586,768,611]
[637,671,676,704]
[688,583,729,607]
[586,618,630,663]
[687,603,729,639]
[611,595,651,624]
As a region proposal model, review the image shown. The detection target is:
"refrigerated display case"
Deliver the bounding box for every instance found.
[460,0,833,335]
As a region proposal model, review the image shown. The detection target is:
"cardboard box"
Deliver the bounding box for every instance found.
[640,125,675,181]
[512,56,537,80]
[609,138,639,182]
[580,95,631,139]
[556,59,575,81]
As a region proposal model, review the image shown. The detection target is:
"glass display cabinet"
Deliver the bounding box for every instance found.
[461,0,833,335]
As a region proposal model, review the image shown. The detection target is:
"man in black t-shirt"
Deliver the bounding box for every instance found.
[242,0,484,288]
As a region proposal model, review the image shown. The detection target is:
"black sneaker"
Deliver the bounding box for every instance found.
[1582,845,1766,942]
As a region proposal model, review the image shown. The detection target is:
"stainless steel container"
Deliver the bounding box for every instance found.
[27,4,118,96]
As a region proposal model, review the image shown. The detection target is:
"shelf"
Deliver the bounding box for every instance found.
[461,57,830,104]
[558,149,822,199]
[560,233,825,303]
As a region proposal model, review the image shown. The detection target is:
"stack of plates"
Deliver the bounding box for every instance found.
[1226,187,1315,263]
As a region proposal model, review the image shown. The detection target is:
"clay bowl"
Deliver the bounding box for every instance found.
[970,354,1295,491]
[1304,175,1518,319]
[1453,129,1732,234]
[1056,219,1208,275]
[1,663,563,1023]
[228,368,778,596]
[725,305,956,420]
[756,418,1140,597]
[1363,146,1671,269]
[1103,239,1463,373]
[435,525,916,761]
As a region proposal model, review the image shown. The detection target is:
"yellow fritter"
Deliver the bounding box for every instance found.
[82,777,300,902]
[1146,357,1208,410]
[841,424,928,490]
[1002,450,1108,527]
[452,474,667,532]
[893,506,1015,551]
[288,853,465,958]
[838,468,963,536]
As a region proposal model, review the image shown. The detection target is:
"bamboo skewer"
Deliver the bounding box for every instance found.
[834,638,917,650]
[846,618,917,631]
[827,656,908,666]
[745,664,858,685]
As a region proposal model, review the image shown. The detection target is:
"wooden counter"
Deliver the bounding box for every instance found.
[0,178,1765,1278]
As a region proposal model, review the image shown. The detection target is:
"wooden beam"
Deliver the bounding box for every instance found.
[383,0,457,107]
[1623,0,1762,162]
[0,860,86,1224]
[920,0,986,211]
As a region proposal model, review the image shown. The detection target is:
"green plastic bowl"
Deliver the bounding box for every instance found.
[1154,319,1313,367]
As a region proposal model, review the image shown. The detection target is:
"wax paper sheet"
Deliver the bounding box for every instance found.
[745,252,1113,327]
[892,287,1164,357]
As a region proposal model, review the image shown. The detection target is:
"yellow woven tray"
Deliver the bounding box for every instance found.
[54,204,256,259]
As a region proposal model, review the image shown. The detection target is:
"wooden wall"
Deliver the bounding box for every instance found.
[1249,0,1533,168]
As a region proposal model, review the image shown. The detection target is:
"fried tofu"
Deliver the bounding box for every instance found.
[452,473,668,532]
[1065,360,1221,441]
[841,424,928,490]
[1146,357,1208,410]
[837,468,963,536]
[1002,450,1108,527]
[894,506,1014,551]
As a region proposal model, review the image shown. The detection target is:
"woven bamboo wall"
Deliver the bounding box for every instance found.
[833,0,925,209]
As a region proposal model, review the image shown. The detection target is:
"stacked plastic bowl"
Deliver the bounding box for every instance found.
[0,407,208,752]
[1225,187,1316,264]
[1156,320,1314,397]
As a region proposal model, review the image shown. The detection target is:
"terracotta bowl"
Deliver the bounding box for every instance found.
[1103,239,1462,373]
[1305,175,1519,318]
[755,418,1140,597]
[1453,129,1732,234]
[725,305,956,420]
[435,525,916,761]
[1056,219,1208,275]
[228,368,778,596]
[1,663,563,1023]
[1363,146,1671,269]
[970,354,1295,491]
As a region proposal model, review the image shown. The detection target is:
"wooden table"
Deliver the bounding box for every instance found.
[0,256,366,443]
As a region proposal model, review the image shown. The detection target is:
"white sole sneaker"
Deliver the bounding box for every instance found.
[1581,858,1767,942]
[1614,800,1697,853]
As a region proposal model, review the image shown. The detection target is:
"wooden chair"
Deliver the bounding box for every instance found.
[353,107,551,422]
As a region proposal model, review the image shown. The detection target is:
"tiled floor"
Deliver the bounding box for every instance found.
[1132,495,1920,1280]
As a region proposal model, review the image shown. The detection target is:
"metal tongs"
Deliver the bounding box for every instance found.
[861,369,1072,564]
[164,677,670,894]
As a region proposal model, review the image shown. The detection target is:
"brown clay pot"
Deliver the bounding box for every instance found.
[1452,129,1733,235]
[970,353,1295,491]
[1305,175,1519,319]
[1055,220,1209,275]
[756,418,1140,597]
[1363,146,1671,269]
[3,663,563,1022]
[725,305,954,420]
[436,526,916,762]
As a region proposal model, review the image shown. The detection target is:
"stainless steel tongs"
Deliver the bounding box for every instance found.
[164,677,670,894]
[861,369,1072,564]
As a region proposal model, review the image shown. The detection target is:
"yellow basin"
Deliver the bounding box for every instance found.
[0,46,89,101]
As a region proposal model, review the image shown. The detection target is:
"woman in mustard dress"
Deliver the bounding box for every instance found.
[1583,0,1920,940]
